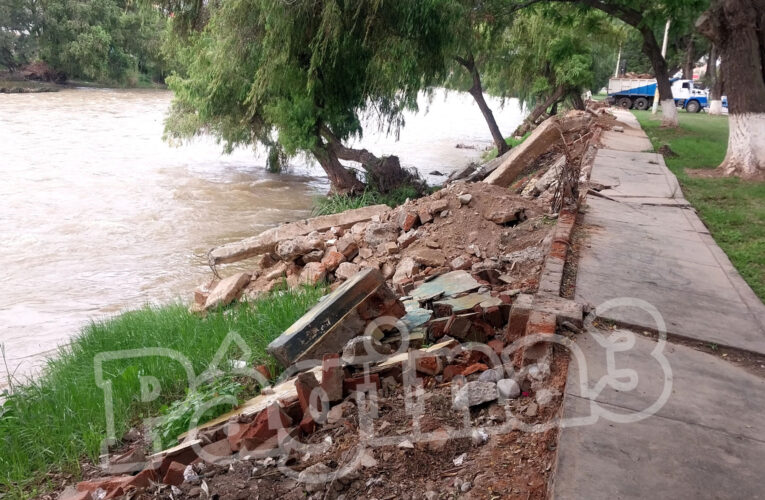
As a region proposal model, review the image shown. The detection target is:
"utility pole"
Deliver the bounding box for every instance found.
[614,43,622,78]
[652,19,671,114]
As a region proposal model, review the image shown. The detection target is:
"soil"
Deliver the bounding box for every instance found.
[114,347,570,500]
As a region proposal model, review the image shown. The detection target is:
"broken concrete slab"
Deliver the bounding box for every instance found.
[409,270,481,302]
[267,269,403,367]
[203,272,251,310]
[484,114,591,187]
[209,204,388,265]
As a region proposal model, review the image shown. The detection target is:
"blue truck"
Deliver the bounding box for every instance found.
[607,77,726,113]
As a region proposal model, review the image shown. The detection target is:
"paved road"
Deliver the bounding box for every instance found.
[552,109,765,499]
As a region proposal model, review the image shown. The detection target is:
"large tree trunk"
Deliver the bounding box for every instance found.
[569,0,679,127]
[513,85,565,137]
[683,35,696,80]
[311,141,365,195]
[698,0,765,179]
[639,24,678,127]
[708,43,724,115]
[321,126,425,194]
[456,54,509,155]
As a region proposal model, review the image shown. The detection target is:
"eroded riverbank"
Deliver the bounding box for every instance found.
[0,88,522,384]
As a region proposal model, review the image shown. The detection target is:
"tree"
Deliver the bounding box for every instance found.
[37,0,166,83]
[447,0,517,156]
[164,0,455,194]
[697,0,765,179]
[705,42,724,115]
[487,5,617,136]
[538,0,708,127]
[0,0,39,71]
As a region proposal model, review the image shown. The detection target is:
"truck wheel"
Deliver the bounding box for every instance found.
[617,97,633,109]
[633,97,649,110]
[685,100,701,113]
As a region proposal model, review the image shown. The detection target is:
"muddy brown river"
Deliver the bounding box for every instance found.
[0,87,522,385]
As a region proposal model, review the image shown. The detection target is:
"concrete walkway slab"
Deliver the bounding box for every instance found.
[553,330,765,499]
[555,106,765,499]
[577,148,765,355]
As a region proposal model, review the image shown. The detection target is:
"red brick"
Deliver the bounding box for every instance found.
[321,353,344,403]
[254,364,271,381]
[442,364,466,382]
[427,317,449,339]
[401,212,419,231]
[321,251,345,272]
[241,403,293,450]
[415,355,443,376]
[482,305,505,328]
[549,241,568,260]
[488,338,505,356]
[299,413,317,434]
[162,461,185,486]
[526,310,556,335]
[199,439,232,464]
[343,373,380,394]
[462,363,488,376]
[295,371,320,414]
[418,206,433,224]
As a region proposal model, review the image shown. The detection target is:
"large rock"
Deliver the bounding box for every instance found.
[392,257,419,284]
[409,247,445,268]
[453,381,498,409]
[209,204,388,265]
[335,262,361,281]
[276,233,325,261]
[299,262,327,285]
[204,273,251,310]
[364,221,399,247]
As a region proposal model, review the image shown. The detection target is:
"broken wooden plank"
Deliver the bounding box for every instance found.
[209,204,389,265]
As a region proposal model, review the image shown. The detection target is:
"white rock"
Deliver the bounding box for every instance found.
[453,381,498,409]
[458,193,472,205]
[497,378,521,399]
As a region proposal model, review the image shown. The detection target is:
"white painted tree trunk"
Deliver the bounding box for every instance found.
[660,99,678,127]
[709,100,723,115]
[721,113,765,179]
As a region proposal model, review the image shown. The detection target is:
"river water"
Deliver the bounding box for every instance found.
[0,87,522,385]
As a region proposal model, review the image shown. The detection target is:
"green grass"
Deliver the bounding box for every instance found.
[0,285,325,497]
[633,110,765,300]
[482,133,530,161]
[312,185,424,216]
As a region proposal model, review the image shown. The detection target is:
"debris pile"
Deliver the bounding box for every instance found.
[193,181,555,314]
[60,104,610,500]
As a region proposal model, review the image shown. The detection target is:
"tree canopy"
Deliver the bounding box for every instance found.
[164,0,457,193]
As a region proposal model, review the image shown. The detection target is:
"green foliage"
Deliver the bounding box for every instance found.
[163,0,456,173]
[633,110,765,300]
[482,133,530,161]
[154,376,243,449]
[0,285,325,497]
[481,5,621,106]
[35,0,167,83]
[312,185,422,216]
[0,0,39,70]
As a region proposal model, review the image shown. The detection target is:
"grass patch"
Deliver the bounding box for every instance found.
[312,185,424,216]
[482,134,530,162]
[633,110,765,300]
[0,285,325,497]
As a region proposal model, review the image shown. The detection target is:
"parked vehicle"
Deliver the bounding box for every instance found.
[607,77,724,113]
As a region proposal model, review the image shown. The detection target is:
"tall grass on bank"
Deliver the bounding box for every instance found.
[313,185,422,216]
[0,285,324,495]
[633,111,765,300]
[481,133,529,162]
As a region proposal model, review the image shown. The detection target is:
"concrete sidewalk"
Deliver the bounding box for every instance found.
[552,109,765,499]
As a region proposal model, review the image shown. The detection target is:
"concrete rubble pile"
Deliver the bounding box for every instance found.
[64,105,611,500]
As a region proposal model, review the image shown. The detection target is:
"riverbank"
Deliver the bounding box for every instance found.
[0,286,325,496]
[632,110,765,300]
[0,107,605,499]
